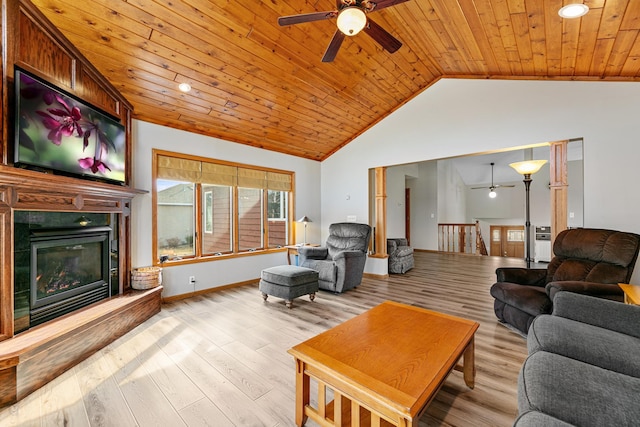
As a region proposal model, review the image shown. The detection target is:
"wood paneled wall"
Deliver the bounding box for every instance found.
[0,0,158,408]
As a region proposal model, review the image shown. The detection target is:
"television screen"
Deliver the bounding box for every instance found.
[14,68,126,184]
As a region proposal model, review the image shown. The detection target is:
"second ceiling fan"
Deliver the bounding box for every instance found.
[471,162,515,198]
[278,0,409,62]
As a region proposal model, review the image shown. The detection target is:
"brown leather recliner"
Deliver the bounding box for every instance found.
[490,228,640,335]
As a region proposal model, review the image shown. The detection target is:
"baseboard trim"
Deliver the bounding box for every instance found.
[162,279,258,303]
[363,272,389,280]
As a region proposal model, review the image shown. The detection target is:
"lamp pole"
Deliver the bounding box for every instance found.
[509,159,548,270]
[523,173,533,269]
[303,221,308,245]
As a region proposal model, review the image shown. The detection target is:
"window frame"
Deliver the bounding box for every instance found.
[152,150,294,266]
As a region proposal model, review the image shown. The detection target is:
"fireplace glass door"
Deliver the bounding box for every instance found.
[30,227,111,326]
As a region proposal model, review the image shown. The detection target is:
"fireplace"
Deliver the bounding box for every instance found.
[29,226,112,327]
[14,212,119,333]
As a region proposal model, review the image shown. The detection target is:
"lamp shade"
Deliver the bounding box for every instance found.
[297,216,312,223]
[337,7,367,36]
[489,190,497,198]
[509,160,548,176]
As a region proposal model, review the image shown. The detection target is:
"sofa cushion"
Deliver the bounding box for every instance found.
[546,228,640,284]
[528,315,640,378]
[518,351,640,427]
[514,410,575,427]
[325,222,370,259]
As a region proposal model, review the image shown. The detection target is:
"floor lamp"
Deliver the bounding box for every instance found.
[509,160,548,268]
[297,216,311,245]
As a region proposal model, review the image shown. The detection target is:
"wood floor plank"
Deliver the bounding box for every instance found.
[177,397,235,427]
[102,337,188,426]
[74,352,139,426]
[39,369,90,426]
[0,252,529,426]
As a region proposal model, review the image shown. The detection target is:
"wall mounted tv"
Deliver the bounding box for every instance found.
[14,68,126,185]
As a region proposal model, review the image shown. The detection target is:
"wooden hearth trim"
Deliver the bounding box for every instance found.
[0,286,162,407]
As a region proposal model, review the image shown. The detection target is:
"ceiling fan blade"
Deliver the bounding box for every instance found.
[371,0,411,11]
[322,30,346,62]
[494,184,516,188]
[470,186,490,190]
[278,11,337,26]
[363,18,402,53]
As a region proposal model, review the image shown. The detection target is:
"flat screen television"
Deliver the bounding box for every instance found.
[14,68,126,185]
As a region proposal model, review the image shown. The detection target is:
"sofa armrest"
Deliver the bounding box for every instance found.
[546,281,624,301]
[496,267,546,286]
[552,291,640,339]
[297,246,328,264]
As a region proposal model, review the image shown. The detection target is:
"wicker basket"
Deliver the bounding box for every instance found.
[131,266,162,290]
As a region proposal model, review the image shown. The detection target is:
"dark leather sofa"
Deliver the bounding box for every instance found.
[490,228,640,335]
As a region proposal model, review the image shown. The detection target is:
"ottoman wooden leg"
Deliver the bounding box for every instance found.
[261,292,268,301]
[285,299,293,309]
[309,293,316,302]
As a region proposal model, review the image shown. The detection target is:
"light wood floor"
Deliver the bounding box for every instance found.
[0,252,529,427]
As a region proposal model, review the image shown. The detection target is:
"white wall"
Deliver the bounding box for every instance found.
[131,120,321,297]
[386,164,419,238]
[437,159,467,223]
[322,78,640,283]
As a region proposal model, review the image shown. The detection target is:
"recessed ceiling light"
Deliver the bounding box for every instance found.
[558,4,589,19]
[178,82,192,92]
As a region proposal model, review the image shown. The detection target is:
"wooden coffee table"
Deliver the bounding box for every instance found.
[288,301,479,427]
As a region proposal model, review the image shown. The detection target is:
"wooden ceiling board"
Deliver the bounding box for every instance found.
[27,0,640,161]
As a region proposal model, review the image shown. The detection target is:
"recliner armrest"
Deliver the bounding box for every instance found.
[297,246,328,261]
[552,291,640,339]
[332,250,366,261]
[496,267,546,286]
[546,281,624,301]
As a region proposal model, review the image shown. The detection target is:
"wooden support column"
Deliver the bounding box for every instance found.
[550,141,569,242]
[375,167,387,256]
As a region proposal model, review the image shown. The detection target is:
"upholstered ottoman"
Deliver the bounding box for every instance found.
[259,265,319,308]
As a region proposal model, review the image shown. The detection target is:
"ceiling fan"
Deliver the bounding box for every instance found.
[277,0,409,62]
[471,162,515,198]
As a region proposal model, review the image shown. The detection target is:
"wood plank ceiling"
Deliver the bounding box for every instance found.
[29,0,640,161]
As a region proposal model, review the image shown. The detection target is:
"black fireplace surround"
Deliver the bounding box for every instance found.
[14,212,119,333]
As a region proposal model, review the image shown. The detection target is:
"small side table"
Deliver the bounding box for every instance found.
[619,283,640,305]
[284,244,319,265]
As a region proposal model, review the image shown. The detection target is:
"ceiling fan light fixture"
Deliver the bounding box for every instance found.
[489,189,497,198]
[558,3,589,19]
[337,7,367,36]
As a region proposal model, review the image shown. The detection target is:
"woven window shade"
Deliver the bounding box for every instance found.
[238,168,267,188]
[267,172,292,191]
[201,162,237,186]
[157,155,201,182]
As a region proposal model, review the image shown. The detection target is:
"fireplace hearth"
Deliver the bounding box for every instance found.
[14,212,119,333]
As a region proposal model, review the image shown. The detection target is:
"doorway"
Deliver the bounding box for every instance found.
[490,225,525,258]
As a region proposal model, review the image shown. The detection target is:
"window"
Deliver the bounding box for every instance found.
[267,190,288,248]
[153,151,293,262]
[157,179,196,258]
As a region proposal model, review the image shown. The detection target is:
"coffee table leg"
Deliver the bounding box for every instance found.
[295,358,310,426]
[463,337,476,389]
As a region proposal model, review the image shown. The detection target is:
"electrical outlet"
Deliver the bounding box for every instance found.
[189,276,196,284]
